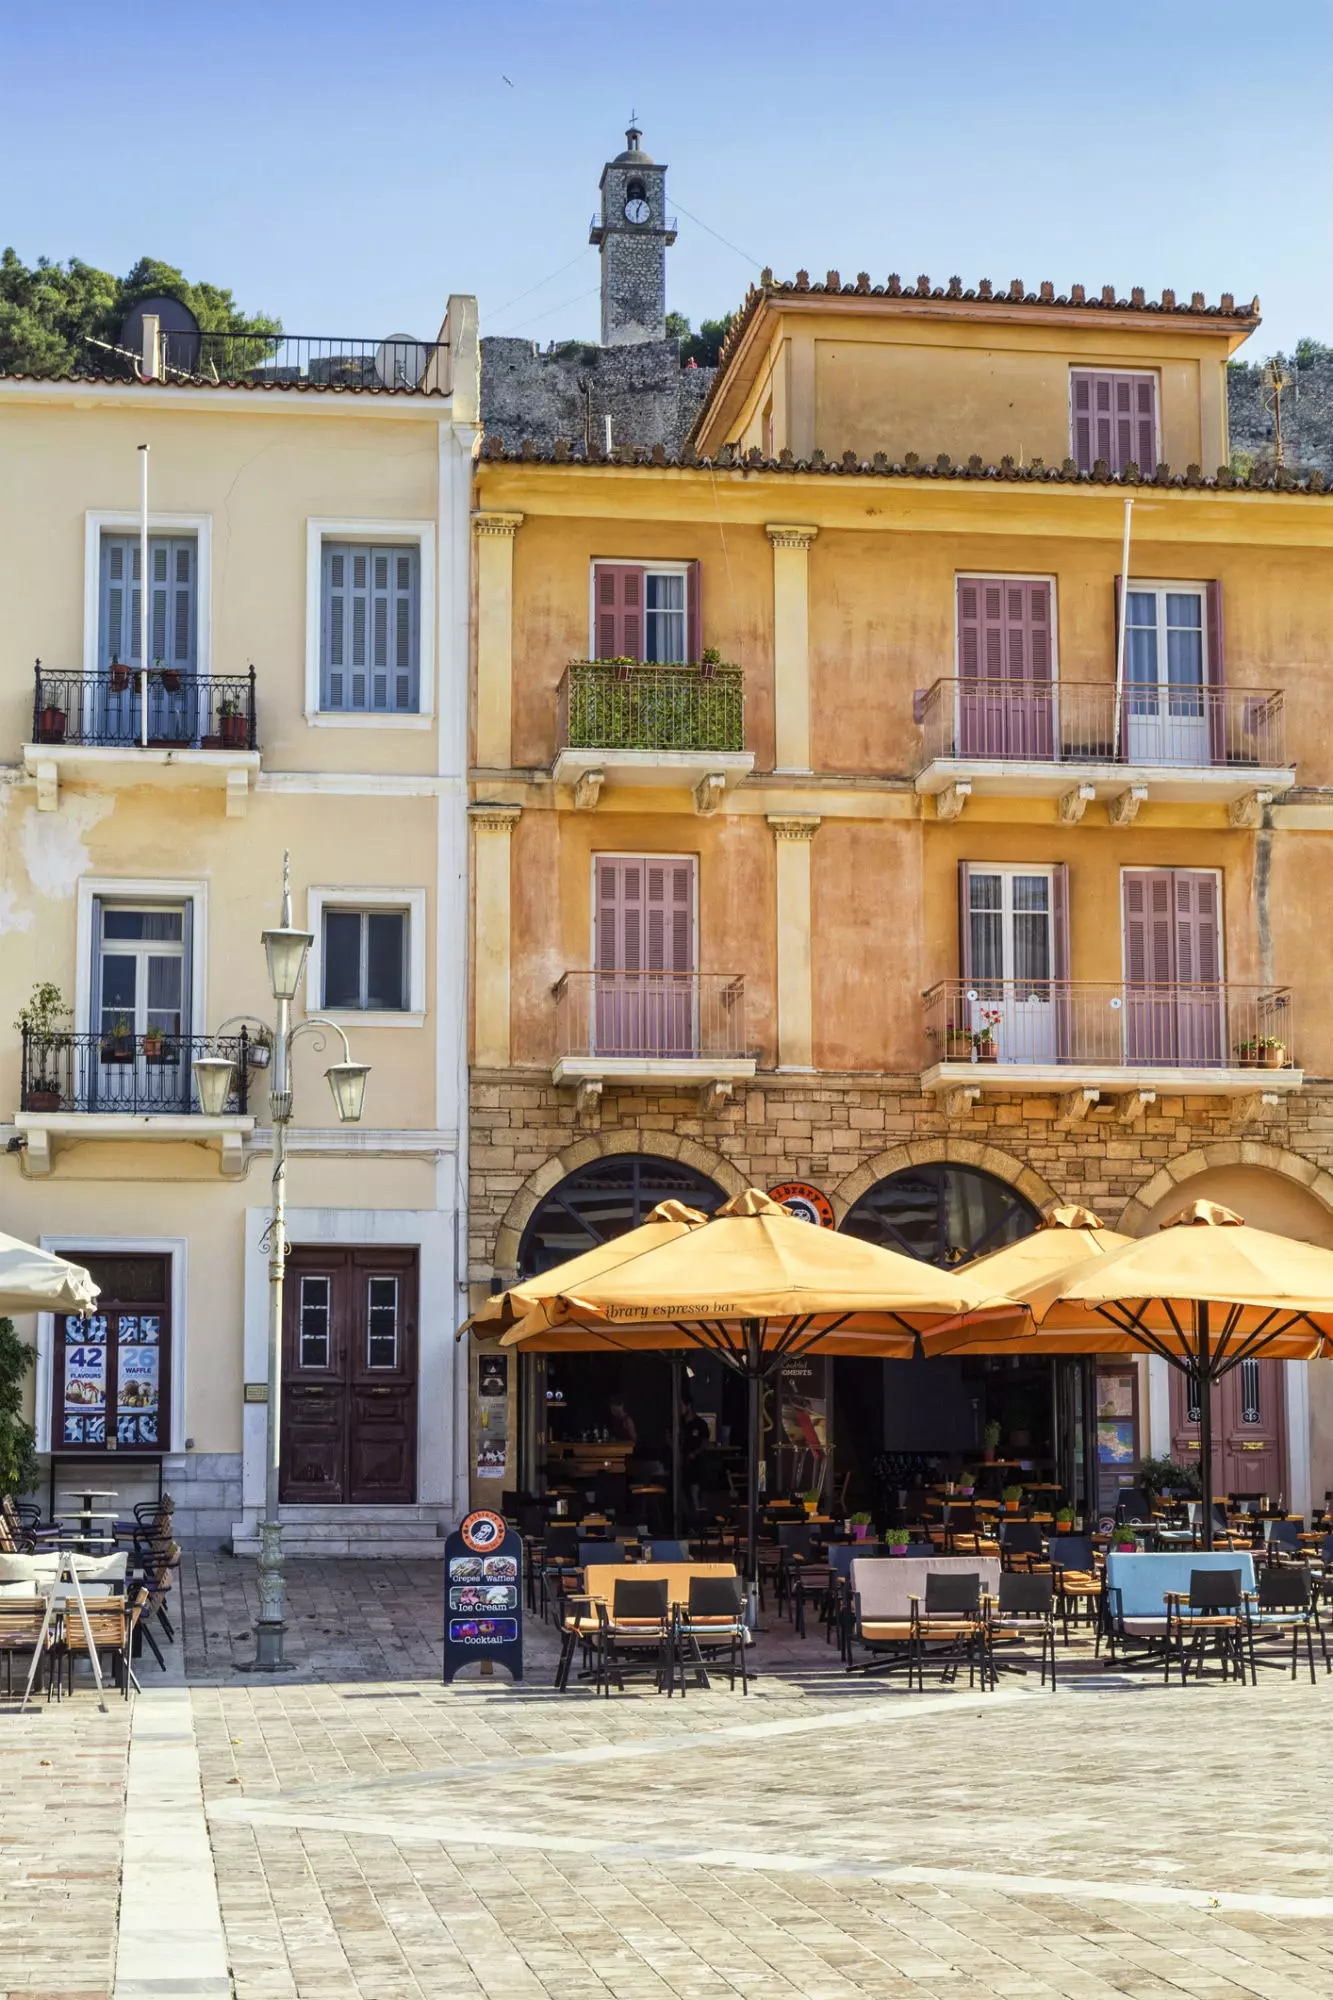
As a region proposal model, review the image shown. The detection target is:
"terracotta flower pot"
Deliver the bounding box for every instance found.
[977,1044,998,1063]
[1261,1047,1285,1069]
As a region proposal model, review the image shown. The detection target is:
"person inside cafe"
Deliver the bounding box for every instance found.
[608,1395,637,1447]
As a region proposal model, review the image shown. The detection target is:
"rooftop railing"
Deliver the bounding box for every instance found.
[59,332,450,393]
[923,979,1296,1071]
[20,1030,252,1116]
[916,679,1288,770]
[32,663,257,751]
[554,971,748,1062]
[557,661,745,754]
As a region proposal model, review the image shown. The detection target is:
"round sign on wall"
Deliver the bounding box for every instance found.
[460,1509,506,1553]
[769,1181,836,1229]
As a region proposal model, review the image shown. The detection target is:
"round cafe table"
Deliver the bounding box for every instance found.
[59,1489,119,1551]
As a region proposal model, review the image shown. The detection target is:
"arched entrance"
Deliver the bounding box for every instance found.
[835,1166,1050,1512]
[515,1155,727,1523]
[840,1162,1040,1266]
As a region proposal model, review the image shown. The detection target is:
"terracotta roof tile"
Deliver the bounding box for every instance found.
[477,433,1327,495]
[0,368,445,397]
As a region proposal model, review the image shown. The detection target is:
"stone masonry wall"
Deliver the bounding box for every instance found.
[469,1070,1333,1281]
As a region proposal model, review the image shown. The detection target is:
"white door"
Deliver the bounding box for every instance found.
[1124,588,1208,765]
[966,869,1056,1062]
[95,904,189,1109]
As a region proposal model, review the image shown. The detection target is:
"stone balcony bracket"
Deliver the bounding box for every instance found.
[1057,784,1096,824]
[935,780,971,821]
[1228,790,1273,830]
[1108,784,1149,825]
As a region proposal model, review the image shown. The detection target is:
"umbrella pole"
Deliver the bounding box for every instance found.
[746,1320,762,1585]
[1197,1303,1214,1552]
[1081,1357,1100,1531]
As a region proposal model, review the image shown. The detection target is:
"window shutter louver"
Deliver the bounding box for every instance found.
[957,579,981,678]
[686,559,702,663]
[1071,372,1093,472]
[1123,870,1178,986]
[592,564,647,659]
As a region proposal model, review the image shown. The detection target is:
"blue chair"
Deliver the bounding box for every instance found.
[1104,1549,1256,1668]
[579,1540,632,1570]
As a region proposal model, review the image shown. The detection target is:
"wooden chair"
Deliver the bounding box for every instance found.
[61,1594,132,1697]
[0,1597,52,1698]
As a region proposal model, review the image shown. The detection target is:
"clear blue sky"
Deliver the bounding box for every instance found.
[3,0,1329,360]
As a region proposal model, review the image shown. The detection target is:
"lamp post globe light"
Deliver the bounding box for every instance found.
[193,853,369,1672]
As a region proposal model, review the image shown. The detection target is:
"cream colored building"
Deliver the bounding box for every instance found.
[0,308,478,1550]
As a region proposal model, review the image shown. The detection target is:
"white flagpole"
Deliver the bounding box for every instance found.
[138,444,150,748]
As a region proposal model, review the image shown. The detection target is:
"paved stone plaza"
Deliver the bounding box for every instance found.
[2,1555,1331,2000]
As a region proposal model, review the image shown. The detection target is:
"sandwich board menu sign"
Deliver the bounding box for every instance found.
[442,1508,523,1684]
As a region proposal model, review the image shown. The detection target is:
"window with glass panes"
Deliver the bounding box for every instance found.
[322,908,408,1011]
[320,542,419,712]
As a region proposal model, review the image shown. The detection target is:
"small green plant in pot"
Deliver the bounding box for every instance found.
[1112,1523,1141,1552]
[982,1418,1002,1463]
[849,1510,873,1542]
[16,981,71,1110]
[886,1529,912,1552]
[1001,1482,1024,1510]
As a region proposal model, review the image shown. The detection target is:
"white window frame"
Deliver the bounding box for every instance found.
[34,1234,188,1456]
[306,885,426,1027]
[966,864,1056,983]
[1121,579,1211,685]
[951,572,1060,681]
[1067,367,1161,472]
[74,877,209,1039]
[587,558,692,662]
[84,512,212,679]
[305,518,435,726]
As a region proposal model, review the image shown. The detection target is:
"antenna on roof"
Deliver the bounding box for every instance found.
[1260,359,1292,466]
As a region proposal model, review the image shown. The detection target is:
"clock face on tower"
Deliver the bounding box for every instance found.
[623,196,651,225]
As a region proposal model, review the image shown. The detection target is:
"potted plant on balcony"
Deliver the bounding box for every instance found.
[109,656,130,694]
[140,1025,176,1064]
[246,1025,272,1069]
[155,657,181,695]
[1258,1035,1286,1069]
[36,697,67,743]
[15,981,70,1113]
[217,693,248,749]
[100,1014,135,1064]
[972,1009,1001,1062]
[1234,1038,1259,1068]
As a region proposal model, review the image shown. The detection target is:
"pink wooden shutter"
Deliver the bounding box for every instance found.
[1205,581,1225,760]
[1132,376,1158,470]
[1123,870,1176,984]
[686,559,702,664]
[1174,872,1219,984]
[957,861,974,981]
[592,564,646,659]
[1071,372,1094,472]
[1023,582,1051,682]
[957,579,982,679]
[642,860,695,971]
[1071,372,1157,472]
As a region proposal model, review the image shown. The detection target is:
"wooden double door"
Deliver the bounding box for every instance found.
[1168,1357,1287,1502]
[280,1247,418,1505]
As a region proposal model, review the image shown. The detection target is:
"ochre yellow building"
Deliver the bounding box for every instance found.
[469,272,1333,1523]
[1,308,477,1548]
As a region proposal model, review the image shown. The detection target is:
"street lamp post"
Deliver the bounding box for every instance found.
[194,854,369,1672]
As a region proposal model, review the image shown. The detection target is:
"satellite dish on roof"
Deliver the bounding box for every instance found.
[376,333,429,389]
[119,295,202,374]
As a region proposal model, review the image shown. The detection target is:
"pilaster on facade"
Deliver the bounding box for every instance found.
[473,511,523,770]
[469,803,521,1069]
[767,814,820,1070]
[766,524,818,774]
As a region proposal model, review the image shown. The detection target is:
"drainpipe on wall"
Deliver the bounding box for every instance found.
[1111,497,1133,755]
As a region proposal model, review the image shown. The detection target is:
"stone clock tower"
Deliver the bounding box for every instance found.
[590,122,677,346]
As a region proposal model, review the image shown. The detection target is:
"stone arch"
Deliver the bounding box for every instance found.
[492,1130,748,1277]
[1117,1141,1333,1237]
[829,1137,1059,1225]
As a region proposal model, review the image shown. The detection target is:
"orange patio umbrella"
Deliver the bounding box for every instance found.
[928,1200,1333,1547]
[459,1199,711,1342]
[503,1188,992,1578]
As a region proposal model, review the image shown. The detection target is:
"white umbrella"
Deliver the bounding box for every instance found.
[0,1234,98,1315]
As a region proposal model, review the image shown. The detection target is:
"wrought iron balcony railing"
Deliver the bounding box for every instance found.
[923,980,1296,1072]
[554,971,748,1062]
[74,331,449,393]
[556,661,745,754]
[20,1030,252,1116]
[916,679,1288,770]
[32,663,257,752]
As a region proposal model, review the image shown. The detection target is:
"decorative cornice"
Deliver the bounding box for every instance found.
[472,510,524,538]
[766,523,819,551]
[766,813,821,842]
[468,802,522,832]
